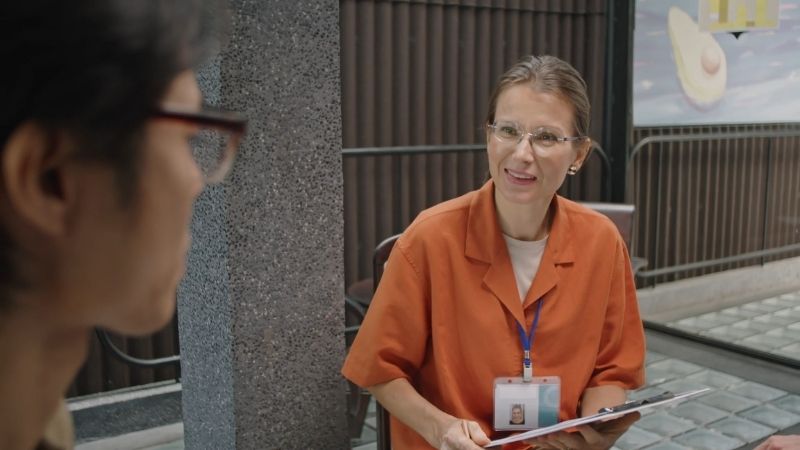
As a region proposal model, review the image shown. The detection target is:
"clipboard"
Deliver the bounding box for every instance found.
[486,388,710,448]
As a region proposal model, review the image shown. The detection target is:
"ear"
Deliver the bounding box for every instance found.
[571,137,593,171]
[2,122,74,237]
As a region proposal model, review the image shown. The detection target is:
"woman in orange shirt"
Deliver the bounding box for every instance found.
[343,55,645,450]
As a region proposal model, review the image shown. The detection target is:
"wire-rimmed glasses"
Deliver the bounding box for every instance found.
[153,107,248,184]
[487,121,588,150]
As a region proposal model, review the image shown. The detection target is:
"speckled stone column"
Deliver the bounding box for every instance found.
[177,1,347,448]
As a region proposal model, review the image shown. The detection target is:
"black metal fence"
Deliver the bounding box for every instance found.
[630,124,800,287]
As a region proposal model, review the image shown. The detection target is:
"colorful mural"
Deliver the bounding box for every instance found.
[633,0,800,126]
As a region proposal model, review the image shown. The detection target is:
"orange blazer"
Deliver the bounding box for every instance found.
[342,180,645,450]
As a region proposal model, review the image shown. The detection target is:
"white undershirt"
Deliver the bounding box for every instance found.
[503,234,548,303]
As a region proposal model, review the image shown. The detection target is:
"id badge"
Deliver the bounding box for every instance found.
[493,376,560,431]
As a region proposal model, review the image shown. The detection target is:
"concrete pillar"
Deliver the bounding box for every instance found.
[178,1,347,448]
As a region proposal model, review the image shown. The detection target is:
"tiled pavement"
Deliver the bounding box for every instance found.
[667,291,800,360]
[349,350,800,450]
[604,289,800,450]
[611,351,799,450]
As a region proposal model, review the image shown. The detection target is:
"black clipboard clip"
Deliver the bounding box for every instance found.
[597,391,675,414]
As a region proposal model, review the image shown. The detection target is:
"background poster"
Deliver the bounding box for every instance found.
[633,0,800,126]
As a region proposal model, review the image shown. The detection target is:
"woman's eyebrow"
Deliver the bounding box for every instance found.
[534,125,565,134]
[494,118,523,128]
[497,119,566,134]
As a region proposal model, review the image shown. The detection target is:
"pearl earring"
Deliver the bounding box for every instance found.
[567,165,578,175]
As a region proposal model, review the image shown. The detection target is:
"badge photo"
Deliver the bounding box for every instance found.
[494,376,560,431]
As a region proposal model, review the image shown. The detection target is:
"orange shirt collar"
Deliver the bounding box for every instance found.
[465,180,575,265]
[465,180,577,322]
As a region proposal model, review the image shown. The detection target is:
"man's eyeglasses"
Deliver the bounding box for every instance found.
[153,107,248,184]
[487,121,588,150]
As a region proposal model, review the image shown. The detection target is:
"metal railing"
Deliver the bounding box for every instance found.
[95,329,180,368]
[636,242,800,279]
[627,129,800,282]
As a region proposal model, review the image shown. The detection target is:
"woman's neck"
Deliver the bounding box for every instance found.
[494,191,553,241]
[0,300,89,450]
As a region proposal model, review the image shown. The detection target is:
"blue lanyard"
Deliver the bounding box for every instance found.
[516,299,543,382]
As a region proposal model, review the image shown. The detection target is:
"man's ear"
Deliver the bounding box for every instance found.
[2,122,74,237]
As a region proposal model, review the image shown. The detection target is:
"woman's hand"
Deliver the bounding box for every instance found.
[437,418,491,450]
[368,379,490,450]
[755,434,800,450]
[525,412,640,450]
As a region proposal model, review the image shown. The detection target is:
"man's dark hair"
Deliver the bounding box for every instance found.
[0,0,212,307]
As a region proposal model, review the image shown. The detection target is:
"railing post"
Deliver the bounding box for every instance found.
[394,154,403,235]
[761,137,773,266]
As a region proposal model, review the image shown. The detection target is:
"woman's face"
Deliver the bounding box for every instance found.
[511,406,524,424]
[486,84,588,210]
[56,70,204,335]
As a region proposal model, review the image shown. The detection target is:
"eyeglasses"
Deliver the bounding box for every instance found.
[487,121,587,150]
[152,107,248,184]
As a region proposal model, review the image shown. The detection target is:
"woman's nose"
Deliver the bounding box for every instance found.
[513,136,536,162]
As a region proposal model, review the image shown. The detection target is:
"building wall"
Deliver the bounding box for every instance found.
[341,0,610,287]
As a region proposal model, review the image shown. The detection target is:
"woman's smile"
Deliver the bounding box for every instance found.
[505,168,537,185]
